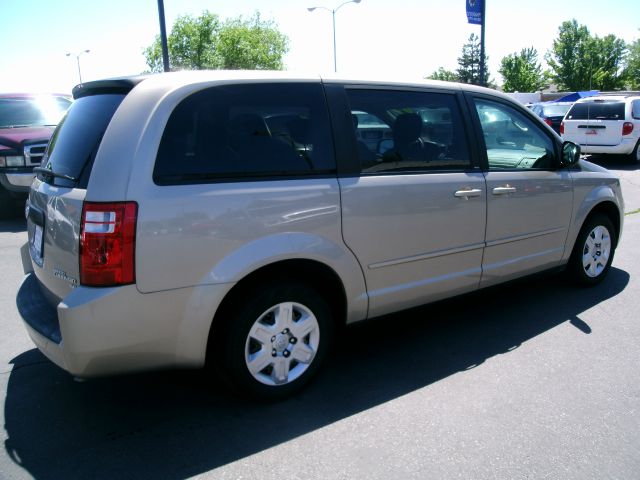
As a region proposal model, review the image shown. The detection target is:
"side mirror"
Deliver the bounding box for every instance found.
[560,141,581,167]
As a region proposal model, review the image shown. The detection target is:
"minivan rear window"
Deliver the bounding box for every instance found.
[42,94,125,188]
[565,101,625,121]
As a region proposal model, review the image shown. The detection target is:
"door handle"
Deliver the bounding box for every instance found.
[492,186,517,195]
[454,188,483,199]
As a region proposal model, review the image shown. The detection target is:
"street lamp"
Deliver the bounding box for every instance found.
[307,0,361,73]
[66,49,90,84]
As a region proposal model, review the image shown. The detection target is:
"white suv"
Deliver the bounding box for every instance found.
[561,94,640,163]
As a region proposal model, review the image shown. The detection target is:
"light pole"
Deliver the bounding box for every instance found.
[66,49,90,84]
[157,0,170,72]
[307,0,361,73]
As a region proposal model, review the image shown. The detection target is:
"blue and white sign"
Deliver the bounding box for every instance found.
[466,0,483,25]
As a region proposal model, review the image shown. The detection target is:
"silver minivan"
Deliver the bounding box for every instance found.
[18,72,624,399]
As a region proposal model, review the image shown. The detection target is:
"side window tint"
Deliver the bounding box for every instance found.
[474,99,555,170]
[345,89,471,174]
[154,83,335,183]
[632,100,640,119]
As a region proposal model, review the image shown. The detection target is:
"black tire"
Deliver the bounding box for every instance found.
[213,281,333,400]
[568,213,616,286]
[630,140,640,165]
[0,187,21,220]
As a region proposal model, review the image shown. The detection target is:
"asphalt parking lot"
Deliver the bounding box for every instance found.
[0,156,638,480]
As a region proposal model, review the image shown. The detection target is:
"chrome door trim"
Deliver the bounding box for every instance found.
[368,242,485,270]
[485,226,567,248]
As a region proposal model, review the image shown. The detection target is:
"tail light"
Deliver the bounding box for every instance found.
[622,122,634,136]
[80,202,137,287]
[544,118,553,128]
[559,122,564,135]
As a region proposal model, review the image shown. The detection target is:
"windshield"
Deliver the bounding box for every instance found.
[0,96,72,128]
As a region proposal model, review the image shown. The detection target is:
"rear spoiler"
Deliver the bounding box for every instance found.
[72,76,148,100]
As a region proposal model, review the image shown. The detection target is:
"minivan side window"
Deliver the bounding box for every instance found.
[344,89,471,173]
[632,100,640,119]
[154,83,335,184]
[474,99,555,170]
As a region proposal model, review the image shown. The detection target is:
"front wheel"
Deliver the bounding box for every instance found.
[214,281,332,399]
[568,213,616,286]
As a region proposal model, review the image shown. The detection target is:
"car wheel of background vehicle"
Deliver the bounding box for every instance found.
[214,280,333,400]
[0,188,20,220]
[568,213,616,286]
[630,140,640,164]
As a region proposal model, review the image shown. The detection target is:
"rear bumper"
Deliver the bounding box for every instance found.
[17,252,233,378]
[577,138,637,155]
[0,171,34,194]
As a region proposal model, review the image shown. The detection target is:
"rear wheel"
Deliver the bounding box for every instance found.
[214,281,332,400]
[568,213,616,286]
[630,140,640,164]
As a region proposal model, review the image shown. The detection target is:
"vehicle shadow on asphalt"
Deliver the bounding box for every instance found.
[586,154,639,171]
[3,268,630,479]
[0,217,26,233]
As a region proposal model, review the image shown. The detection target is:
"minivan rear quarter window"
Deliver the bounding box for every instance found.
[154,83,336,184]
[42,94,125,188]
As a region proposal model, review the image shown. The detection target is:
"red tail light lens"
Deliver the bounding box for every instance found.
[622,122,634,136]
[560,122,564,135]
[544,118,553,127]
[80,202,137,287]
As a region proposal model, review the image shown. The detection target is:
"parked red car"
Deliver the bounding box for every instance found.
[0,93,72,217]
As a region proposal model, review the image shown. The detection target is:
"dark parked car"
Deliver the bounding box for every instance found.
[0,93,72,217]
[530,102,573,135]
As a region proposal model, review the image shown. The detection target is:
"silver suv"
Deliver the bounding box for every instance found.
[561,94,640,163]
[18,72,624,399]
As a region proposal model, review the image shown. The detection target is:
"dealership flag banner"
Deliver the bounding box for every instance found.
[466,0,482,24]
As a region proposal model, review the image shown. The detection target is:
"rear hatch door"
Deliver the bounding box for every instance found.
[563,100,626,146]
[28,91,127,303]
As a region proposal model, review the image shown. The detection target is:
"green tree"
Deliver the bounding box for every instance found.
[499,47,547,92]
[456,33,490,86]
[216,13,288,70]
[590,34,628,90]
[546,20,592,90]
[426,67,459,82]
[625,37,640,89]
[546,19,628,91]
[143,11,289,72]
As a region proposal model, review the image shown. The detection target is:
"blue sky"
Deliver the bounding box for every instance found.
[2,0,638,93]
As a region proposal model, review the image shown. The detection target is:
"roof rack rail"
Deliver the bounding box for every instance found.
[594,91,640,97]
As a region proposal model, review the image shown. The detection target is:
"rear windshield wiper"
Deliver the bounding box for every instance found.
[33,167,78,183]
